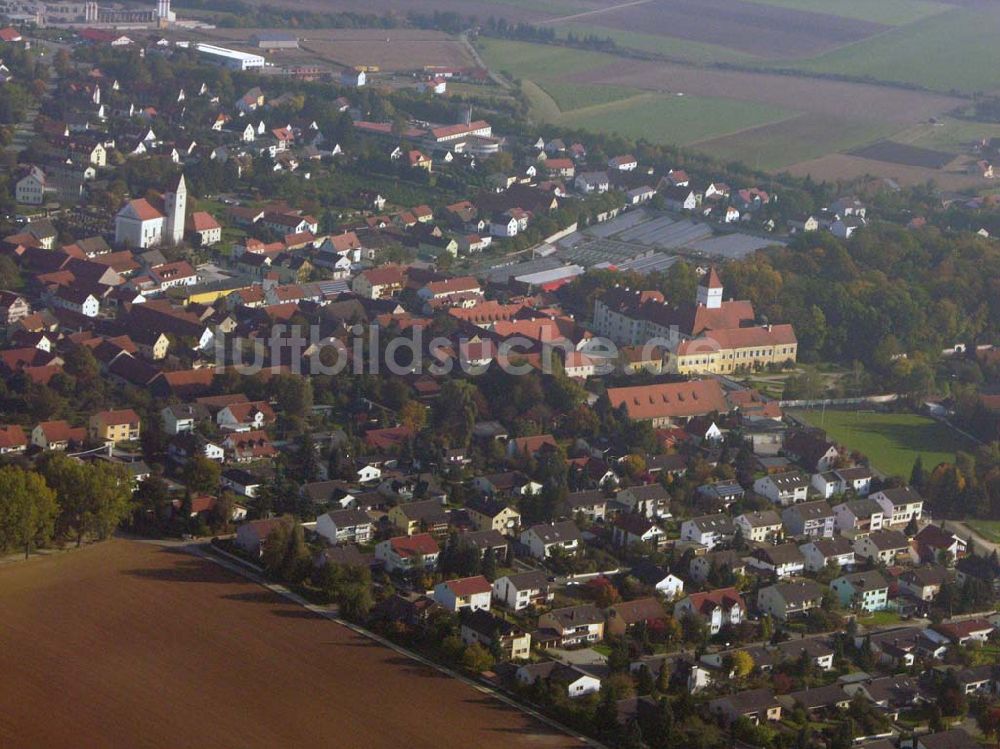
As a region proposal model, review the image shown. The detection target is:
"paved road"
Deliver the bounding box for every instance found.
[943,520,997,556]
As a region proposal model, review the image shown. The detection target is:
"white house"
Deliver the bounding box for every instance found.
[811,467,872,499]
[516,663,601,698]
[800,537,855,572]
[519,521,582,560]
[831,571,889,612]
[754,472,810,506]
[492,570,552,611]
[432,576,492,613]
[314,508,372,546]
[871,487,923,526]
[674,588,745,635]
[680,514,736,549]
[853,529,910,564]
[375,533,439,574]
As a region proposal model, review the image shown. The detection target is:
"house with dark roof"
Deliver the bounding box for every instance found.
[757,581,824,620]
[519,521,582,560]
[831,571,889,612]
[612,514,666,550]
[709,688,781,726]
[606,597,668,637]
[747,543,806,578]
[388,499,450,536]
[492,570,552,611]
[536,605,605,648]
[781,500,835,538]
[460,609,531,661]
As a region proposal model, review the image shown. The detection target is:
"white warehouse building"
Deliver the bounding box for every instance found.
[195,43,265,71]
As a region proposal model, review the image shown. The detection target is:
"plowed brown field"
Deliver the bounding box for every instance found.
[0,541,581,749]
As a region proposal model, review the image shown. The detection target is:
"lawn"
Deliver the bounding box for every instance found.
[974,521,1000,544]
[858,610,904,628]
[788,409,975,478]
[782,7,1000,94]
[555,93,795,147]
[741,0,950,26]
[893,118,1000,153]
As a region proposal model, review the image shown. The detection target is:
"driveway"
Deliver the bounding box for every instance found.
[549,647,607,666]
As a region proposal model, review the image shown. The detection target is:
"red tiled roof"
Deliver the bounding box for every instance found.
[390,533,438,557]
[0,424,27,449]
[607,380,729,421]
[445,575,492,596]
[125,198,164,221]
[93,408,140,426]
[187,211,220,232]
[686,587,745,616]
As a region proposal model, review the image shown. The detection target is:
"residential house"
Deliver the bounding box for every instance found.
[314,509,373,546]
[781,500,835,538]
[519,521,582,560]
[898,566,951,602]
[562,490,609,522]
[0,425,28,454]
[689,550,745,584]
[932,619,994,646]
[161,403,210,435]
[854,529,910,564]
[492,570,552,611]
[612,514,666,550]
[606,598,668,637]
[674,588,745,635]
[680,514,736,549]
[735,510,783,543]
[871,486,923,526]
[912,524,966,565]
[235,518,284,558]
[747,543,806,579]
[432,576,492,613]
[217,400,276,432]
[31,420,87,450]
[832,498,886,535]
[460,609,531,661]
[800,537,855,572]
[754,471,810,506]
[757,581,824,621]
[831,571,890,612]
[536,605,605,648]
[375,533,440,573]
[709,689,781,726]
[811,467,872,499]
[88,409,140,444]
[516,662,601,698]
[389,499,450,536]
[783,432,839,472]
[630,561,685,599]
[464,497,521,535]
[616,483,671,518]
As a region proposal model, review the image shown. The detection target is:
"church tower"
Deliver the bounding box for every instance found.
[164,174,186,245]
[697,266,723,309]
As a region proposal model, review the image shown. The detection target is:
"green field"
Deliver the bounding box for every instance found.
[559,93,794,147]
[783,8,1000,94]
[789,409,975,478]
[692,113,898,171]
[743,0,950,26]
[893,118,1000,153]
[478,39,793,147]
[477,38,616,82]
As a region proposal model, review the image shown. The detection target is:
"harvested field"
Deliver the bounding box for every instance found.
[784,153,985,190]
[553,0,889,59]
[741,0,950,25]
[0,541,581,749]
[571,60,964,125]
[848,139,956,168]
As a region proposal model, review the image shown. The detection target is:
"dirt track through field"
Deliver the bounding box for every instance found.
[0,541,582,749]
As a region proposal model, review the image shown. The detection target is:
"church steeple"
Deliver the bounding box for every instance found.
[697,266,723,309]
[164,174,186,245]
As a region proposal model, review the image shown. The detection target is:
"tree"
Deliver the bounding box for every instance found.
[399,400,427,432]
[730,650,754,679]
[183,456,222,495]
[461,642,495,673]
[0,466,58,558]
[910,455,926,491]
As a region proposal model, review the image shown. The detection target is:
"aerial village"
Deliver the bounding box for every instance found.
[0,19,998,749]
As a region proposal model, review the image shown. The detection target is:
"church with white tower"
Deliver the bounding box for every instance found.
[115,174,186,249]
